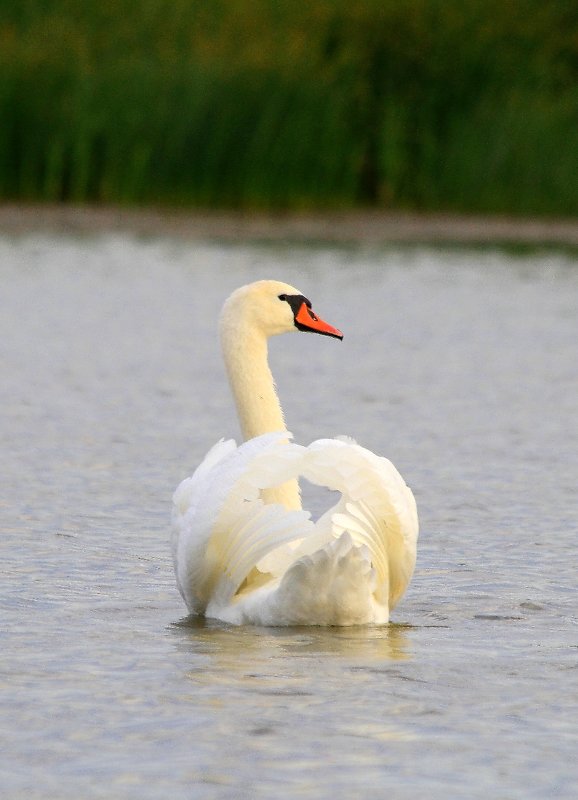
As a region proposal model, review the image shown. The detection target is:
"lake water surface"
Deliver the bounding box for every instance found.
[1,231,577,798]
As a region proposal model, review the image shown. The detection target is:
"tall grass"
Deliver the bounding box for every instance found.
[1,0,577,213]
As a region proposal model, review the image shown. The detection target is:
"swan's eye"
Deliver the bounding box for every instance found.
[278,294,288,301]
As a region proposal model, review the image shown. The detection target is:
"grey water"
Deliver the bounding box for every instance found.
[1,230,577,799]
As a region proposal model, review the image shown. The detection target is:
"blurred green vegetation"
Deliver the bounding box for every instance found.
[1,0,577,213]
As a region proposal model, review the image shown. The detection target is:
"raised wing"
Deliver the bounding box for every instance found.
[300,437,418,610]
[172,432,313,614]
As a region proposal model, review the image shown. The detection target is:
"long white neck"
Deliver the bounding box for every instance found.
[220,311,301,511]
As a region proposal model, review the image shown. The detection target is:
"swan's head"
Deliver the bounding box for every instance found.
[220,280,343,340]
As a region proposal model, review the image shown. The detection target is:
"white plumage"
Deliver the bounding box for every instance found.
[172,280,418,626]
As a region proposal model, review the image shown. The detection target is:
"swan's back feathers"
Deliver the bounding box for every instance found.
[173,434,418,624]
[273,532,383,626]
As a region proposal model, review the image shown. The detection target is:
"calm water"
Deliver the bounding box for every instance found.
[1,232,577,798]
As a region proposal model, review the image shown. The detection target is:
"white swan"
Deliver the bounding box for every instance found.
[172,280,418,626]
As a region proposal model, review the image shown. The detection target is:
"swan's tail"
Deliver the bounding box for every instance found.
[269,532,388,626]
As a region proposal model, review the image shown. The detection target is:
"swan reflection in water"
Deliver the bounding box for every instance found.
[170,615,413,667]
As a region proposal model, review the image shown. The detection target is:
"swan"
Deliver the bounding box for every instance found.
[172,280,418,626]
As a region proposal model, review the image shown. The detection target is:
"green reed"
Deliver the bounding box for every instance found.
[1,0,577,213]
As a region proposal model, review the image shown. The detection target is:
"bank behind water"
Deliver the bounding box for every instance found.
[1,205,578,250]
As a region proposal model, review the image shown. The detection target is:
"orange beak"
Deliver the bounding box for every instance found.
[294,301,343,340]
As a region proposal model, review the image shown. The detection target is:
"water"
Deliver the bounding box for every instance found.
[1,231,577,798]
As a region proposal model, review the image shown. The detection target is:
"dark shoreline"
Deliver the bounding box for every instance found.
[1,203,578,248]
